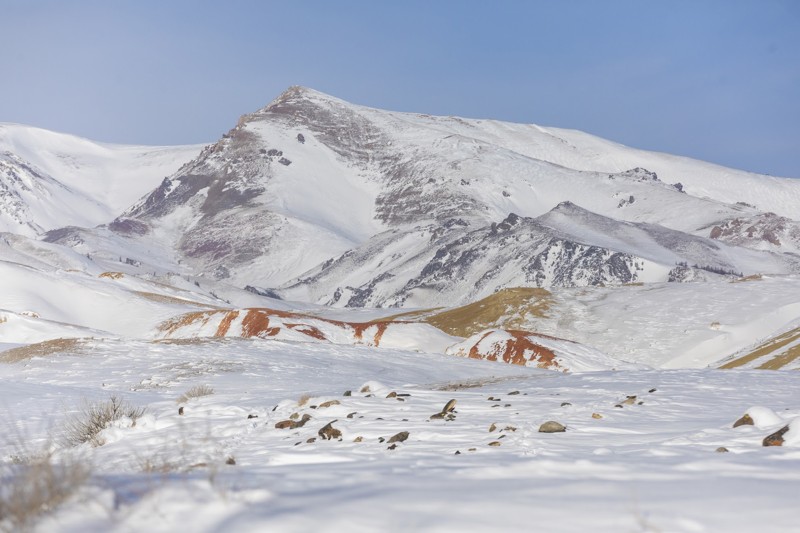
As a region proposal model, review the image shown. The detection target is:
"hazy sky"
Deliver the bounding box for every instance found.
[2,1,798,177]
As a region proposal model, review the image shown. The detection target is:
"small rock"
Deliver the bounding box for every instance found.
[354,436,363,443]
[247,414,258,419]
[378,437,385,443]
[622,396,637,405]
[715,447,729,453]
[290,412,299,420]
[592,413,603,419]
[396,398,405,402]
[503,426,517,432]
[397,393,411,397]
[489,423,497,432]
[733,413,754,428]
[430,413,444,420]
[468,448,476,452]
[360,385,371,393]
[442,399,457,413]
[455,450,461,455]
[488,441,502,447]
[763,425,789,447]
[508,391,520,396]
[275,420,295,429]
[386,391,397,398]
[561,402,572,407]
[347,412,357,419]
[226,456,236,465]
[310,405,317,409]
[343,390,352,397]
[649,388,657,393]
[387,444,397,450]
[295,414,312,428]
[637,401,644,405]
[388,431,409,444]
[318,420,342,440]
[487,396,500,402]
[318,400,340,409]
[306,438,316,444]
[539,421,567,433]
[614,404,623,409]
[178,406,184,416]
[504,404,511,407]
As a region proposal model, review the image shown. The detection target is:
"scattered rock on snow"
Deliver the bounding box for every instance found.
[561,402,572,407]
[318,400,340,409]
[387,431,409,444]
[318,421,342,440]
[539,421,567,433]
[733,414,754,428]
[386,391,397,398]
[622,395,637,405]
[715,447,729,453]
[763,425,789,447]
[488,441,501,447]
[592,413,603,419]
[489,423,497,432]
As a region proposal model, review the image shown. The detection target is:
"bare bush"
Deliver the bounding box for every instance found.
[0,454,90,532]
[63,395,146,447]
[177,384,215,404]
[297,393,312,407]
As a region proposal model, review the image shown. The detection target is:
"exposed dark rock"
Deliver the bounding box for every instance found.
[763,425,789,447]
[318,420,342,440]
[733,414,754,428]
[387,431,409,444]
[539,421,566,433]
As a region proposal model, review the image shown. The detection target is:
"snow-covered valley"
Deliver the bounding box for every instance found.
[2,87,799,531]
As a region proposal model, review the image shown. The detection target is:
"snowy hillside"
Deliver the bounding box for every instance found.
[0,123,202,236]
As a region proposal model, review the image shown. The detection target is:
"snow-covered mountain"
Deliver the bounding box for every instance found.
[0,123,203,236]
[62,86,795,306]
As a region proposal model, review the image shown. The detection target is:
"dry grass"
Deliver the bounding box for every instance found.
[98,271,124,279]
[731,274,763,283]
[0,338,86,364]
[0,453,90,532]
[297,393,312,407]
[177,384,215,404]
[63,396,146,447]
[133,291,221,308]
[424,287,552,337]
[721,326,800,370]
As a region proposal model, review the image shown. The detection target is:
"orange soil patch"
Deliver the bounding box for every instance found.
[462,329,561,369]
[99,272,124,279]
[159,307,401,346]
[215,310,240,337]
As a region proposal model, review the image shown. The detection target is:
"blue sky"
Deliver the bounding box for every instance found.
[2,0,798,177]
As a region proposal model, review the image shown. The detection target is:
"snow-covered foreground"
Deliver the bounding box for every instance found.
[2,338,799,532]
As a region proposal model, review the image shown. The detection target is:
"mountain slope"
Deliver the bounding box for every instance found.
[0,123,202,235]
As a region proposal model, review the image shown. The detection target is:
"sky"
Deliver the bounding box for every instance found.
[1,0,798,178]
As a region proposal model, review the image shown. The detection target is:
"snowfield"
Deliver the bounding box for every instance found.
[1,338,799,532]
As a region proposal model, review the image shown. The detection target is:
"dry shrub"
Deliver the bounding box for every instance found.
[63,395,146,447]
[177,384,215,404]
[297,393,312,407]
[0,453,90,532]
